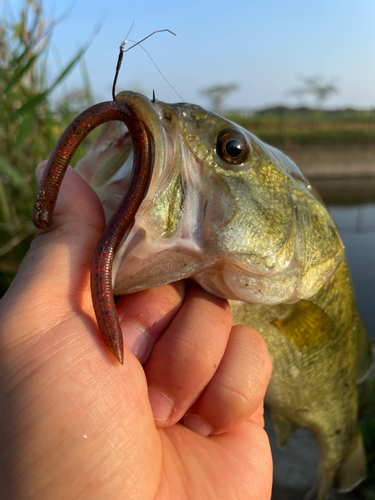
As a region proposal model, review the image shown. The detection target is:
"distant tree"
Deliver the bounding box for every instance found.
[286,75,339,110]
[199,83,239,113]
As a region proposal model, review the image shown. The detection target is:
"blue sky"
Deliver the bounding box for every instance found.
[9,0,375,109]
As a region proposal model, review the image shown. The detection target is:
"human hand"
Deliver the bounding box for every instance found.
[0,163,273,500]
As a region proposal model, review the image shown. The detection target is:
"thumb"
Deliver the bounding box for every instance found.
[5,162,105,313]
[34,160,105,240]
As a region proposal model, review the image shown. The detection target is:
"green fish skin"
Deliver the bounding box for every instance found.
[75,91,372,499]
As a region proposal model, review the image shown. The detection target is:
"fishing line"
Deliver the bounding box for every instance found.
[125,38,184,101]
[124,19,135,42]
[112,28,183,102]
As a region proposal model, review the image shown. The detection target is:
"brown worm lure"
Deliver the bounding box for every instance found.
[32,29,177,364]
[33,100,152,364]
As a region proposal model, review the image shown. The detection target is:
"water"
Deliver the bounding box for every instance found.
[328,203,375,338]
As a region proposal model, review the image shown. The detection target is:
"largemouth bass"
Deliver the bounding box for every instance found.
[75,91,372,499]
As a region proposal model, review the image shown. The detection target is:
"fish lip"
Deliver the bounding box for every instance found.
[115,93,184,214]
[110,93,196,288]
[115,90,166,186]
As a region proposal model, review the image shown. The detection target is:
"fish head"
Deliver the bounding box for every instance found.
[75,91,344,304]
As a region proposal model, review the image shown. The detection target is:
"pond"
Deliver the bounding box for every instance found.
[328,203,375,339]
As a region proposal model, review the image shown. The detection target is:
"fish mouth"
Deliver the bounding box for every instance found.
[111,94,213,294]
[75,92,344,305]
[75,91,204,289]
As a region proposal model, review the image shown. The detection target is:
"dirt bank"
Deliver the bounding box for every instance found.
[280,145,375,204]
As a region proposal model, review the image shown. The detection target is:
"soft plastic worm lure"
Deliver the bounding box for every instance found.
[32,100,152,364]
[33,28,175,364]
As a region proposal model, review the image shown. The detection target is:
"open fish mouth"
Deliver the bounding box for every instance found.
[75,91,344,305]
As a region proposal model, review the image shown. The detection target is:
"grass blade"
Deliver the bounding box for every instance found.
[80,55,94,106]
[4,53,40,94]
[0,181,13,225]
[0,228,37,258]
[0,155,26,187]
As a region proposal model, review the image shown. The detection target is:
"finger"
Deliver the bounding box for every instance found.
[29,162,104,301]
[34,160,105,237]
[116,281,186,364]
[143,284,233,425]
[2,163,105,340]
[184,325,272,436]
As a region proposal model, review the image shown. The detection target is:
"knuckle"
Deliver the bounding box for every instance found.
[216,380,254,415]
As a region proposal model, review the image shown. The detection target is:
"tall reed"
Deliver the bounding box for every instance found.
[0,0,92,295]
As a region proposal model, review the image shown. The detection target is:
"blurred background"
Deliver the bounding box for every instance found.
[0,0,374,498]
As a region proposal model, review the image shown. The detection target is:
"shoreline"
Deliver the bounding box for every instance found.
[281,145,375,204]
[282,144,375,178]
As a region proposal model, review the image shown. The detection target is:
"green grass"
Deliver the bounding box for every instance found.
[226,109,375,146]
[0,0,94,296]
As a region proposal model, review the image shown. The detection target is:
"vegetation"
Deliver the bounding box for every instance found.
[0,0,93,296]
[225,107,375,147]
[199,82,240,113]
[285,74,339,109]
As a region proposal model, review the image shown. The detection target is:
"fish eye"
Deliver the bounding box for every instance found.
[216,129,249,165]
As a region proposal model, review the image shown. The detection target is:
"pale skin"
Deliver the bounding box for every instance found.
[0,162,273,500]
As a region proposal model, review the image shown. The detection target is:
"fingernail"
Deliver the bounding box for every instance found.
[122,324,151,363]
[35,161,48,183]
[184,414,212,437]
[148,386,174,422]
